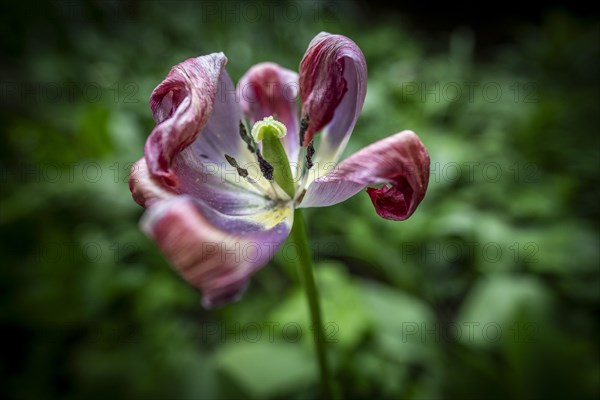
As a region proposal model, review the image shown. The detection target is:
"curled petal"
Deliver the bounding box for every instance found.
[129,158,176,208]
[298,131,430,221]
[299,32,367,158]
[145,53,246,190]
[238,63,300,164]
[142,197,293,308]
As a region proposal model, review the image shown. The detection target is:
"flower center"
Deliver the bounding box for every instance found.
[250,116,296,199]
[226,115,316,204]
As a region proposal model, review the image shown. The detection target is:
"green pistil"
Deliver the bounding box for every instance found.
[251,116,295,198]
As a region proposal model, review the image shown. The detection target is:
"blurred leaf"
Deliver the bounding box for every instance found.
[455,274,552,348]
[360,280,437,364]
[216,341,317,399]
[269,262,371,350]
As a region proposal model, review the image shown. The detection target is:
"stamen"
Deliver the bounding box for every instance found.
[305,140,315,170]
[296,189,307,204]
[256,150,274,180]
[224,154,237,166]
[245,176,275,198]
[293,115,315,201]
[299,114,310,146]
[224,154,249,178]
[239,121,256,153]
[225,153,277,198]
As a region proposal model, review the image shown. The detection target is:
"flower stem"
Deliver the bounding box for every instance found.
[290,208,333,399]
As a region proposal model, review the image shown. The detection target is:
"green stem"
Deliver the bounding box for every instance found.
[290,208,333,399]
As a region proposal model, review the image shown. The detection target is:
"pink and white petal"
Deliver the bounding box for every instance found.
[133,134,275,219]
[189,68,251,164]
[129,158,176,208]
[131,144,274,220]
[299,32,367,163]
[172,146,276,215]
[142,196,293,308]
[238,62,300,164]
[298,131,430,221]
[144,53,248,191]
[175,148,286,216]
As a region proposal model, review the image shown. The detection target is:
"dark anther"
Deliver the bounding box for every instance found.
[237,167,249,178]
[224,154,238,167]
[239,121,256,153]
[296,189,307,204]
[224,154,249,178]
[305,140,315,170]
[299,114,310,146]
[238,121,273,181]
[256,150,274,180]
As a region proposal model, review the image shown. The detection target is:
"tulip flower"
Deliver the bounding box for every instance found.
[130,31,429,396]
[130,32,429,308]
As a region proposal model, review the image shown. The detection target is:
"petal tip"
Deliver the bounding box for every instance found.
[367,131,430,221]
[299,32,367,147]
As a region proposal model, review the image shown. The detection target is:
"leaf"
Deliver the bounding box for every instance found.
[269,261,371,350]
[360,280,437,364]
[454,274,552,348]
[216,341,317,399]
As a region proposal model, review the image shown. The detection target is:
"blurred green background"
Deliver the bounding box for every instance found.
[1,1,599,399]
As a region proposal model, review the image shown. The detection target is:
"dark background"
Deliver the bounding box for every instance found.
[1,1,599,399]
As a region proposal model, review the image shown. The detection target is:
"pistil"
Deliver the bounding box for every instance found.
[251,116,296,199]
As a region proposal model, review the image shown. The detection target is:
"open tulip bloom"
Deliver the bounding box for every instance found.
[130,31,429,394]
[130,33,429,389]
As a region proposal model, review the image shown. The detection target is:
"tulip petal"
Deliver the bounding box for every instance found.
[142,196,293,308]
[298,131,430,221]
[299,32,367,164]
[134,53,276,216]
[131,152,273,215]
[238,63,300,167]
[145,53,249,190]
[129,158,176,208]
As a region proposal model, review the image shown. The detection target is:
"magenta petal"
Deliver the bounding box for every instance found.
[142,197,293,308]
[144,53,246,190]
[129,158,176,208]
[137,142,280,218]
[298,131,430,221]
[238,62,300,163]
[366,183,413,221]
[299,32,367,153]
